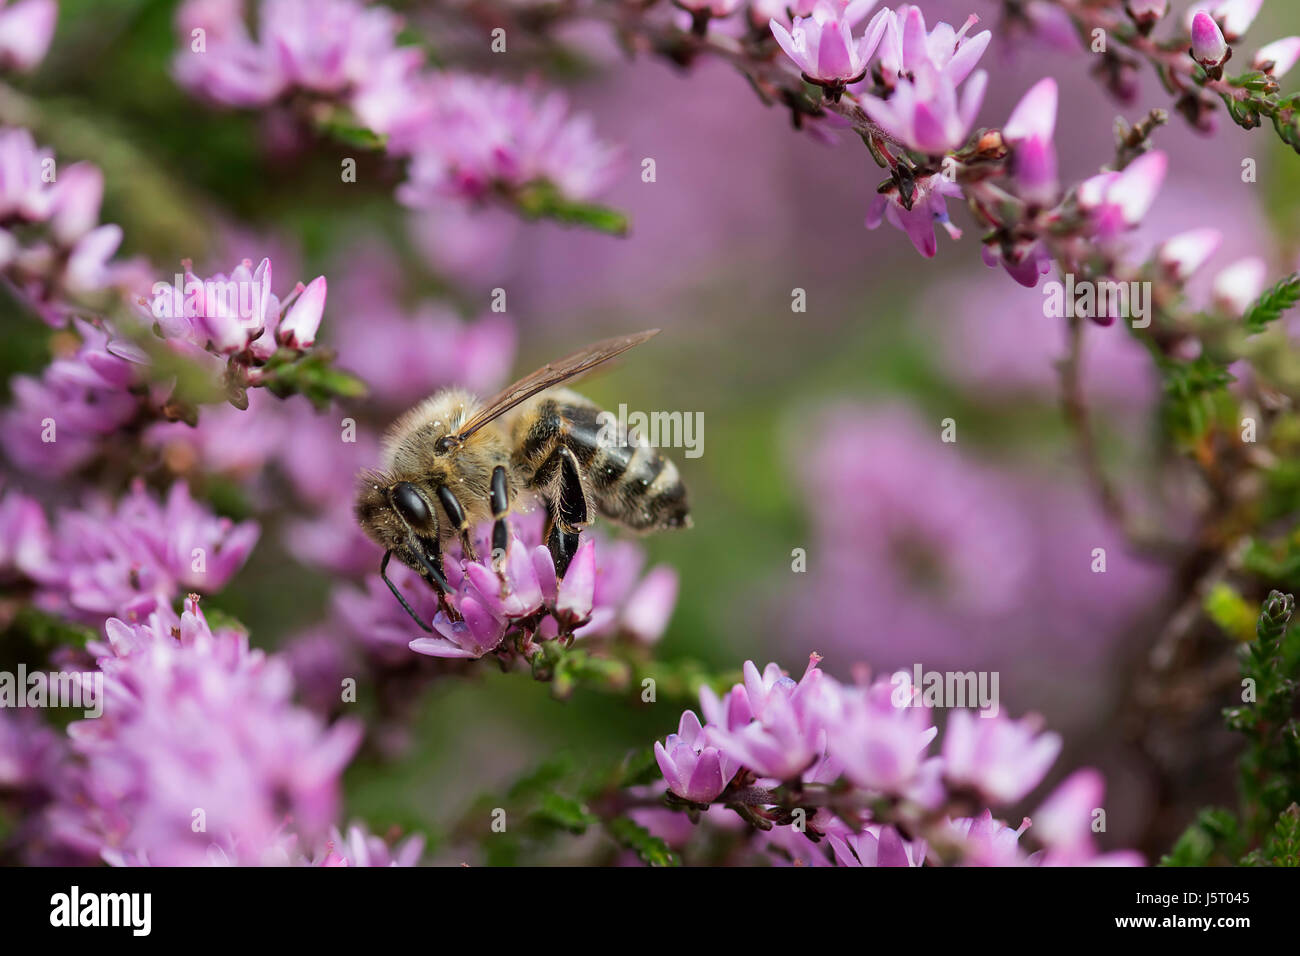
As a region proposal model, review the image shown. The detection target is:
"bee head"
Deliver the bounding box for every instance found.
[355,471,438,552]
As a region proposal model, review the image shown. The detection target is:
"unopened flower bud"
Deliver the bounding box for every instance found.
[1191,11,1230,69]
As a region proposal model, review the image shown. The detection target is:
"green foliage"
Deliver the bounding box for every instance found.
[259,348,369,409]
[1242,273,1300,334]
[1242,804,1300,866]
[510,181,630,236]
[1157,353,1236,448]
[1168,592,1300,864]
[1161,808,1244,866]
[605,816,679,867]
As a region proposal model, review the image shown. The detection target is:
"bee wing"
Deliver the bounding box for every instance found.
[454,329,660,439]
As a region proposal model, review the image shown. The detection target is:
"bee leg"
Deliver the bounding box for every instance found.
[489,465,510,571]
[542,445,589,578]
[435,486,478,562]
[380,550,434,633]
[408,533,459,621]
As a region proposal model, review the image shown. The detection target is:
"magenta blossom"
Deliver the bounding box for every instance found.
[769,5,890,88]
[307,823,425,867]
[0,0,56,73]
[829,824,926,867]
[655,710,736,803]
[876,5,991,87]
[942,709,1062,804]
[1254,37,1300,78]
[861,61,987,155]
[1002,77,1059,206]
[1076,151,1168,240]
[48,597,361,866]
[28,480,259,625]
[866,172,964,257]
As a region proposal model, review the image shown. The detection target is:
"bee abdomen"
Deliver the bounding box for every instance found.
[513,392,691,532]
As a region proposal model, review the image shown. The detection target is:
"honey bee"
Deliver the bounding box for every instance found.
[355,329,691,631]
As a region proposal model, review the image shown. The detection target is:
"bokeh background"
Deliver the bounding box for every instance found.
[3,0,1299,862]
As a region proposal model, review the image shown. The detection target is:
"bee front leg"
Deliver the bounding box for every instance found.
[380,550,435,633]
[542,445,589,579]
[408,532,458,621]
[435,486,478,562]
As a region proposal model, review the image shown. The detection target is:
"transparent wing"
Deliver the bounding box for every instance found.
[454,329,660,439]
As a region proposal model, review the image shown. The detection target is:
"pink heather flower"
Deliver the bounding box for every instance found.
[705,658,829,780]
[30,480,259,625]
[0,126,52,221]
[1212,257,1268,316]
[1126,0,1168,29]
[1003,77,1058,206]
[1156,227,1222,281]
[620,566,679,644]
[1077,151,1168,240]
[877,6,991,87]
[1190,0,1261,42]
[0,485,51,578]
[769,5,890,86]
[51,597,361,866]
[554,538,596,626]
[947,810,1032,865]
[47,163,104,246]
[1031,770,1144,866]
[275,275,327,349]
[0,0,57,72]
[787,0,877,21]
[173,0,417,119]
[829,824,926,866]
[824,676,939,795]
[655,710,736,803]
[982,239,1053,288]
[942,709,1062,804]
[146,257,329,362]
[699,682,754,732]
[0,320,145,477]
[1254,37,1300,78]
[466,535,546,621]
[409,598,509,660]
[861,62,987,154]
[1190,11,1230,68]
[866,172,964,257]
[330,302,515,411]
[677,0,744,17]
[308,823,425,867]
[398,75,620,205]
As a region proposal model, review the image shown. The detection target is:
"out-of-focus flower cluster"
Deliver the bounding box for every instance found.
[172,0,621,215]
[36,597,365,865]
[0,480,258,626]
[653,655,1142,866]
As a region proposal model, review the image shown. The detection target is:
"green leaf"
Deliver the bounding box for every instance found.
[1160,808,1241,866]
[511,180,630,236]
[1248,803,1300,866]
[531,793,599,834]
[9,607,96,650]
[1204,583,1258,643]
[1243,273,1300,334]
[605,816,680,867]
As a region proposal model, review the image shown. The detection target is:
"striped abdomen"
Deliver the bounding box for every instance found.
[510,389,690,532]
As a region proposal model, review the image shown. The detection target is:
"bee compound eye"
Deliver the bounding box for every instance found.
[391,482,431,526]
